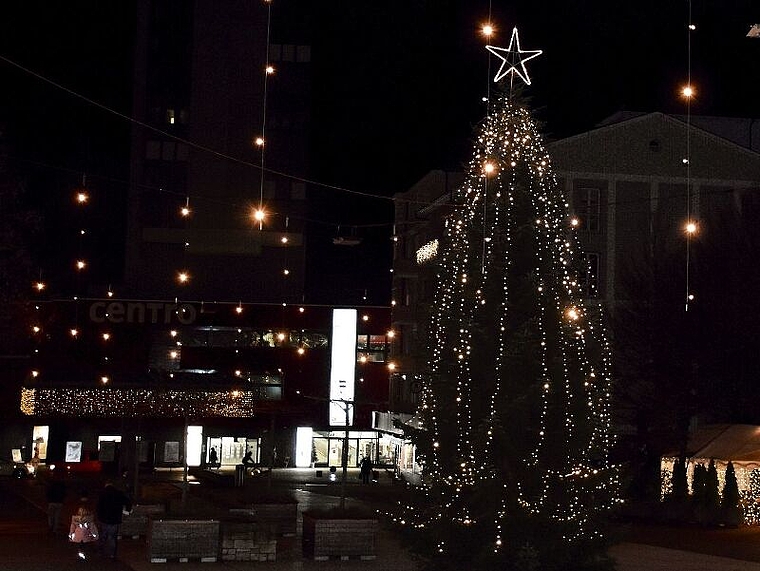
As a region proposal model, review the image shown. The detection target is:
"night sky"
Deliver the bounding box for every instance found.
[1,1,759,297]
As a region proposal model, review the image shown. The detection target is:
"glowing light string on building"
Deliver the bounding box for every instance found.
[254,0,274,230]
[683,0,696,312]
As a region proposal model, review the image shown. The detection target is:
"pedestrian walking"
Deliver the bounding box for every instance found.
[96,482,132,559]
[45,476,66,534]
[360,456,373,484]
[208,446,219,469]
[69,491,98,560]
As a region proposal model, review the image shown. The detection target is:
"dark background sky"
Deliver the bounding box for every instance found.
[1,1,759,299]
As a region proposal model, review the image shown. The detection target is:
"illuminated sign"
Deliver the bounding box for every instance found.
[89,301,197,325]
[295,427,313,468]
[329,309,357,426]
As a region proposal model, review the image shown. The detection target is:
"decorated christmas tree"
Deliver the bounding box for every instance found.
[395,29,618,570]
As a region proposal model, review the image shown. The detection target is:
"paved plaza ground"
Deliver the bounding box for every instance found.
[3,467,760,570]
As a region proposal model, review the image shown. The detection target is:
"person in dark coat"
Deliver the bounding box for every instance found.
[95,482,132,559]
[360,456,373,484]
[45,476,67,534]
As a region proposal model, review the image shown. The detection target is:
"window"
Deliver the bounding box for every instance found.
[270,44,310,63]
[579,252,600,298]
[357,334,387,363]
[575,187,601,232]
[291,182,306,200]
[296,45,311,63]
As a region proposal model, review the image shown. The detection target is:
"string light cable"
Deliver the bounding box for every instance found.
[0,53,440,208]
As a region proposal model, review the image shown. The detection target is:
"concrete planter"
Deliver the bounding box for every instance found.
[119,504,166,538]
[148,518,220,563]
[302,512,378,560]
[220,518,277,562]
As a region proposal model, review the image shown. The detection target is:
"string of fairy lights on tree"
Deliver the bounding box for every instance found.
[392,25,617,562]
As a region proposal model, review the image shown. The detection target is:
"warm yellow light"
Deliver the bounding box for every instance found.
[298,307,305,313]
[280,235,288,244]
[76,260,86,270]
[387,330,395,338]
[70,329,79,337]
[297,347,305,355]
[685,221,698,234]
[170,330,178,338]
[483,161,496,175]
[32,326,41,334]
[177,271,190,283]
[482,23,495,37]
[31,370,39,378]
[76,192,88,204]
[231,390,240,397]
[283,268,290,276]
[682,85,694,98]
[388,362,396,371]
[170,351,178,359]
[362,315,369,322]
[100,376,109,384]
[565,307,580,321]
[107,290,114,298]
[570,217,580,227]
[255,137,265,147]
[234,370,242,377]
[180,206,190,217]
[359,355,368,363]
[265,65,275,75]
[253,209,265,222]
[277,332,286,341]
[35,281,46,292]
[235,305,243,314]
[102,333,110,341]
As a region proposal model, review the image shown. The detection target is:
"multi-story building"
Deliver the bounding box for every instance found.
[126,0,311,303]
[6,2,400,475]
[16,299,393,473]
[389,112,760,420]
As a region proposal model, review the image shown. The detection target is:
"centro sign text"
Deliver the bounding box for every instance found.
[89,301,197,325]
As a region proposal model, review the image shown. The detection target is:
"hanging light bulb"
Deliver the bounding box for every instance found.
[177,271,190,284]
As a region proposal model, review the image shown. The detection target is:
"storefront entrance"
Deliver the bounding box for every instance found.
[311,431,378,467]
[205,436,259,467]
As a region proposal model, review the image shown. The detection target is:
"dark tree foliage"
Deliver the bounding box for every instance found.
[691,463,706,507]
[671,456,688,501]
[722,461,740,509]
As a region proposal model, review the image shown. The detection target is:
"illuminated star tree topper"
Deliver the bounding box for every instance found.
[486,27,542,86]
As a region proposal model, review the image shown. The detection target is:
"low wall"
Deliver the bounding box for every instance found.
[220,519,277,562]
[120,504,166,538]
[302,515,378,560]
[148,519,220,563]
